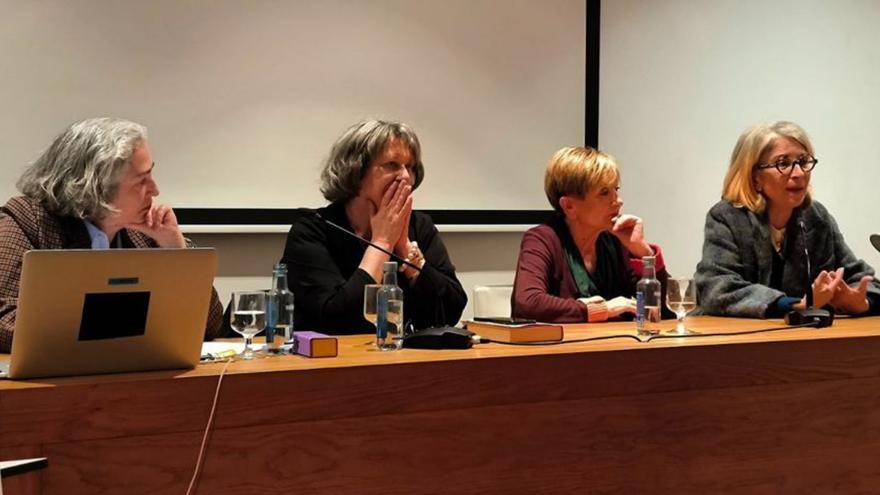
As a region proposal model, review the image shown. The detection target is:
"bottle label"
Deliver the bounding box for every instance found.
[636,290,646,326]
[266,295,278,344]
[377,292,388,339]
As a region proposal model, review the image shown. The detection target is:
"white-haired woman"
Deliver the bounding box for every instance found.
[0,117,223,352]
[696,121,880,317]
[282,120,466,334]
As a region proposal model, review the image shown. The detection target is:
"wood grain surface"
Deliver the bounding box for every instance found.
[2,316,880,494]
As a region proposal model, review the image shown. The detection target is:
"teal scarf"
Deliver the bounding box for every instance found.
[552,217,628,299]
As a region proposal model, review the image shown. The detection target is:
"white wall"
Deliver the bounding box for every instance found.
[205,0,880,323]
[0,0,584,211]
[3,0,578,325]
[600,0,880,277]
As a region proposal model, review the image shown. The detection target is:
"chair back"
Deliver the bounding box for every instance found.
[472,285,514,318]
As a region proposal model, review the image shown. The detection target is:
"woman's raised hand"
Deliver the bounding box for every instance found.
[830,274,872,314]
[369,179,412,249]
[611,214,652,258]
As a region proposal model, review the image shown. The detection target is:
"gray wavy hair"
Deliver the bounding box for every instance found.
[17,117,148,220]
[320,120,425,203]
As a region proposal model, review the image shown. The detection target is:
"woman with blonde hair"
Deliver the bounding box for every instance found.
[512,146,669,323]
[696,121,879,317]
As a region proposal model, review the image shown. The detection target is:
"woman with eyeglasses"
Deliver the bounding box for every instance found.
[281,120,466,334]
[696,121,880,318]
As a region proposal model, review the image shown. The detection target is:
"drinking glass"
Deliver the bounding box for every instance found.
[363,284,382,331]
[230,291,267,360]
[666,277,698,335]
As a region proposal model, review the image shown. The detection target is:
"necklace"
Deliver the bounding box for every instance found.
[769,225,786,253]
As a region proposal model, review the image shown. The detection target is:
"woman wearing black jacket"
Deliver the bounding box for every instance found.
[282,120,466,334]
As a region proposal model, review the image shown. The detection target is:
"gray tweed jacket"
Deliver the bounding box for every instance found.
[695,199,880,317]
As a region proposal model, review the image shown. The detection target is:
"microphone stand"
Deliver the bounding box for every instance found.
[315,212,423,272]
[784,219,833,328]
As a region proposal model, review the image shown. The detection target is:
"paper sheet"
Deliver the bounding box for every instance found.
[200,341,246,355]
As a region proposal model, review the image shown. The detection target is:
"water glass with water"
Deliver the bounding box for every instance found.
[230,291,267,360]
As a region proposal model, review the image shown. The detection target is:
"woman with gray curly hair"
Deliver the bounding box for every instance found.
[282,119,466,334]
[0,117,223,352]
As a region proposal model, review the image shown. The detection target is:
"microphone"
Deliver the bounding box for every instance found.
[784,218,833,328]
[402,326,479,349]
[871,234,880,253]
[314,211,423,272]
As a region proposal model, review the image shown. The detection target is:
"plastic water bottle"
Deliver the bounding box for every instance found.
[636,255,661,337]
[376,262,404,351]
[266,263,294,353]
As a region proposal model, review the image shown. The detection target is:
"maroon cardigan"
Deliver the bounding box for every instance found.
[511,223,667,323]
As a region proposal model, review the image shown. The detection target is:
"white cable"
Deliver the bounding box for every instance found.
[185,358,232,495]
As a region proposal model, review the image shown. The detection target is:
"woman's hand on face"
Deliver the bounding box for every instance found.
[811,268,844,309]
[126,203,186,248]
[830,274,872,314]
[611,214,652,258]
[369,179,412,249]
[394,198,413,258]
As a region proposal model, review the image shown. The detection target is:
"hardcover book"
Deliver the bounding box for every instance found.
[463,320,563,343]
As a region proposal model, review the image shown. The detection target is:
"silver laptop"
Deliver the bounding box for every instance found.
[1,248,216,379]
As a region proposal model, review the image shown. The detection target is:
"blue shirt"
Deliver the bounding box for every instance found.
[83,221,111,249]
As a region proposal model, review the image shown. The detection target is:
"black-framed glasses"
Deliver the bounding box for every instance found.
[755,155,818,174]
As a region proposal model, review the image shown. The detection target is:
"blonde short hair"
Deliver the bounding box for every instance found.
[722,121,814,213]
[544,146,620,212]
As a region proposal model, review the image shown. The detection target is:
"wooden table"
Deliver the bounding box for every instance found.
[2,316,880,494]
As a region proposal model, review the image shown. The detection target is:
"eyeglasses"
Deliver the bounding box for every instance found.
[377,161,414,175]
[755,155,818,174]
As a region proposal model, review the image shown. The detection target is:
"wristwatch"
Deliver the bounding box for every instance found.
[401,241,425,277]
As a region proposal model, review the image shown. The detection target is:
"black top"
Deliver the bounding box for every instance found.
[552,216,632,299]
[281,202,467,334]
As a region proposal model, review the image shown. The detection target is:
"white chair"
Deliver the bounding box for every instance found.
[472,285,514,319]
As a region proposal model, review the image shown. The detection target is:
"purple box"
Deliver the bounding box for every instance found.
[293,331,338,358]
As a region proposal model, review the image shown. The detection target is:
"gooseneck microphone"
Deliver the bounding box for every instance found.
[801,220,815,309]
[314,212,423,272]
[784,218,833,328]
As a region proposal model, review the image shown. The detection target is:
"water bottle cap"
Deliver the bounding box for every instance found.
[642,255,655,266]
[383,261,397,273]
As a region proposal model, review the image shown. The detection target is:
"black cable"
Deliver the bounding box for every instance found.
[645,321,820,342]
[316,212,423,272]
[481,334,643,346]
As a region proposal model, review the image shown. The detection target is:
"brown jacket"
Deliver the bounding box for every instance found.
[0,196,223,352]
